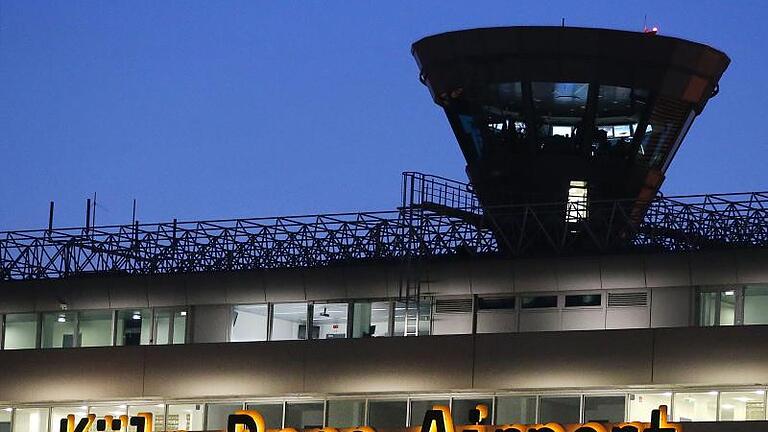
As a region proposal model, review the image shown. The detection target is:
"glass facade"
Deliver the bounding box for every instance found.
[452,398,493,425]
[0,409,10,432]
[368,400,407,429]
[327,399,365,428]
[3,389,768,431]
[116,309,152,346]
[271,303,309,341]
[3,313,37,350]
[352,301,390,338]
[231,304,269,342]
[448,81,671,167]
[41,312,76,348]
[167,404,204,431]
[409,399,448,426]
[673,392,718,422]
[696,285,768,327]
[13,408,48,432]
[312,302,348,339]
[539,396,580,424]
[393,298,432,337]
[584,396,625,423]
[719,391,766,421]
[0,307,187,350]
[154,308,187,345]
[744,286,768,325]
[127,404,165,431]
[495,396,536,425]
[246,403,283,429]
[284,402,324,431]
[78,310,112,347]
[206,403,243,431]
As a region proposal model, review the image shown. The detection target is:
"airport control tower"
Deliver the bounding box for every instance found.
[413,27,730,250]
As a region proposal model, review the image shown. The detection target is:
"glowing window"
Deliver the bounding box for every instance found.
[566,180,588,223]
[552,125,572,137]
[614,125,632,137]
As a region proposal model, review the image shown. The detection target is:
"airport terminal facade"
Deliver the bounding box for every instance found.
[2,26,767,432]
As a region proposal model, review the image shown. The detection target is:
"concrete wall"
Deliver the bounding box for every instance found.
[1,249,766,314]
[2,325,768,404]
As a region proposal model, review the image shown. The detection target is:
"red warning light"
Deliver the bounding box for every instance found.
[643,25,659,35]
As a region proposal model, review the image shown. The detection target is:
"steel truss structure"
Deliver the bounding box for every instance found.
[2,173,768,281]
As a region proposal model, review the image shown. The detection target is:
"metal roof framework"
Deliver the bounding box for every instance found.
[1,174,767,282]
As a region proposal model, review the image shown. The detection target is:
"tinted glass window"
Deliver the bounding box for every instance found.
[327,400,365,428]
[584,396,625,423]
[539,397,580,424]
[478,297,515,310]
[368,400,406,429]
[246,403,283,429]
[285,402,323,431]
[565,294,601,307]
[495,396,536,424]
[521,296,558,309]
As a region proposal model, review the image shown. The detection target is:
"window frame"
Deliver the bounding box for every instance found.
[697,286,744,326]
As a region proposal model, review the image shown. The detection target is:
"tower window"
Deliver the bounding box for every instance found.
[566,180,588,223]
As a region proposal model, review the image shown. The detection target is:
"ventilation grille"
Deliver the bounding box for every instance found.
[607,292,648,307]
[435,298,473,314]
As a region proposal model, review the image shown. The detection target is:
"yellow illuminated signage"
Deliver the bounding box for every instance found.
[58,404,681,432]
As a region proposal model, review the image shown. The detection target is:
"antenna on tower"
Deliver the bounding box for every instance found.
[643,14,659,34]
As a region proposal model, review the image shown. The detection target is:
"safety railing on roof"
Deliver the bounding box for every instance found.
[402,171,482,213]
[1,180,767,281]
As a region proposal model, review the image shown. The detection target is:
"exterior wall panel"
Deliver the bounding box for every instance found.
[644,253,691,288]
[650,287,691,328]
[473,330,655,389]
[469,259,514,295]
[192,304,230,343]
[556,257,601,291]
[514,258,558,292]
[600,255,646,289]
[0,326,766,404]
[653,326,768,386]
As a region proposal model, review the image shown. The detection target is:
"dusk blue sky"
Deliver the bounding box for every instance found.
[1,1,767,230]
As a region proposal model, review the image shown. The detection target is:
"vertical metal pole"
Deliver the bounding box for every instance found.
[346,303,355,338]
[48,201,54,234]
[132,199,137,225]
[267,303,274,341]
[388,301,395,337]
[322,400,328,427]
[85,199,91,231]
[715,391,721,422]
[110,310,117,346]
[307,304,314,340]
[405,398,412,427]
[92,192,97,228]
[73,311,81,348]
[35,312,42,349]
[0,314,5,349]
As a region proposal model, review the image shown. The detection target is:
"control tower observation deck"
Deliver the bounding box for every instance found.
[412,26,730,245]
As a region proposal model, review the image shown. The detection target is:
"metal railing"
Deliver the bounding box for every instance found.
[402,171,482,213]
[1,178,767,281]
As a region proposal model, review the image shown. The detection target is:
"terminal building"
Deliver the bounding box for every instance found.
[1,26,767,432]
